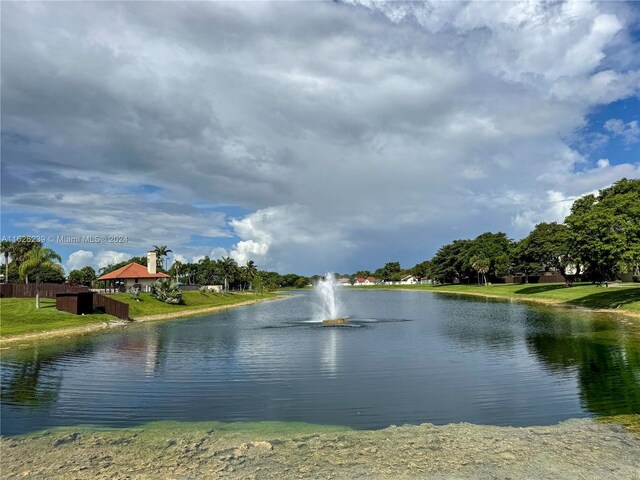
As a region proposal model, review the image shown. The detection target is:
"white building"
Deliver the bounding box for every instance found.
[96,251,170,292]
[400,274,418,285]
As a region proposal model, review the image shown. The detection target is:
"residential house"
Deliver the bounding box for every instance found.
[97,251,170,292]
[399,274,418,285]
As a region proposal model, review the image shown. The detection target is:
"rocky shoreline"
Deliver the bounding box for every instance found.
[2,418,639,479]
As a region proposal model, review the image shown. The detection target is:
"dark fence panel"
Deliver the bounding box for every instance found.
[1,283,89,298]
[529,273,567,284]
[56,292,94,315]
[93,293,129,320]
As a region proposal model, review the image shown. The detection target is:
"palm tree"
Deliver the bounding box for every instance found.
[19,246,63,308]
[0,240,13,283]
[219,256,238,293]
[244,260,258,291]
[152,245,173,270]
[10,239,41,266]
[470,256,490,286]
[171,260,183,283]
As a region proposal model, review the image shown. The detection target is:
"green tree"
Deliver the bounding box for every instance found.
[169,260,183,283]
[517,222,579,286]
[219,256,238,292]
[152,245,173,270]
[430,240,473,284]
[243,260,258,290]
[465,232,513,280]
[0,240,12,283]
[18,246,63,308]
[513,239,540,282]
[566,178,640,282]
[470,256,490,286]
[68,266,96,286]
[354,270,371,279]
[411,261,432,281]
[375,262,402,282]
[10,238,43,266]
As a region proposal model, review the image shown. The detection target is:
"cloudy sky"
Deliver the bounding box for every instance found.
[2,1,639,275]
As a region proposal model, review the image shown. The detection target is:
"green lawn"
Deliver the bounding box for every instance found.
[109,290,279,318]
[365,283,640,312]
[1,291,279,338]
[0,298,116,337]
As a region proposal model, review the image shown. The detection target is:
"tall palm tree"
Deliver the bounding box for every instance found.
[0,240,13,283]
[153,245,173,270]
[470,256,490,286]
[171,260,183,283]
[10,239,41,266]
[219,256,238,293]
[19,246,63,308]
[244,260,258,291]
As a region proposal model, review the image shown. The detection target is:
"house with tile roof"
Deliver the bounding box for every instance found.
[97,251,169,292]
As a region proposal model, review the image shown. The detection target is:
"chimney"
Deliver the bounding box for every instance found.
[147,251,157,274]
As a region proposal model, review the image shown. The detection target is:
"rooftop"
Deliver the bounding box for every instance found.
[97,263,170,281]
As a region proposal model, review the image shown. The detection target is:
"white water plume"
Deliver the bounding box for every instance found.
[315,272,341,320]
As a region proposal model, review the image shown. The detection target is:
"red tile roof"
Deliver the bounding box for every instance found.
[97,263,170,280]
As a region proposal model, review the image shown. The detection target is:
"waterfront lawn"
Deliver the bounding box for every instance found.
[370,283,640,312]
[109,291,278,318]
[1,298,116,337]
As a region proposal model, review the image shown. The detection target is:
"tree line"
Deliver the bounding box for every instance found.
[346,178,640,286]
[2,178,638,291]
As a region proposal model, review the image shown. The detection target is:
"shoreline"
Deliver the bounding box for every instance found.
[0,295,287,348]
[2,417,638,478]
[370,286,640,320]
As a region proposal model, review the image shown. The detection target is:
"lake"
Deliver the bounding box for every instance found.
[2,289,639,436]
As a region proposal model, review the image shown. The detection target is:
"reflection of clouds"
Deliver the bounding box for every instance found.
[437,299,528,353]
[145,333,159,376]
[322,329,338,376]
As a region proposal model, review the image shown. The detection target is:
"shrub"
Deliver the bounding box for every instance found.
[150,279,183,304]
[128,286,141,302]
[633,275,640,283]
[199,285,208,295]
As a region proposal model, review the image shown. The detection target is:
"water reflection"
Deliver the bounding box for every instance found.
[322,329,339,375]
[526,314,640,416]
[1,290,638,435]
[1,341,97,408]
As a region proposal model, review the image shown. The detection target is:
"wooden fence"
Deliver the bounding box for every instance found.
[93,293,129,320]
[0,283,89,298]
[500,273,569,284]
[1,283,129,320]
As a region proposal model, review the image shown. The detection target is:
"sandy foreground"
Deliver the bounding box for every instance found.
[2,419,639,479]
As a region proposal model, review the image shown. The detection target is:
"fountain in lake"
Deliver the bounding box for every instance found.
[315,272,348,325]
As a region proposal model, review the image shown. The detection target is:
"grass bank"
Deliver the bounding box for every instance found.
[0,298,115,338]
[3,417,638,479]
[109,291,280,320]
[1,291,282,343]
[365,283,640,315]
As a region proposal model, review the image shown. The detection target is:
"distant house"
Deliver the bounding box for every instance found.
[338,277,351,286]
[97,251,169,292]
[399,274,418,285]
[354,276,377,286]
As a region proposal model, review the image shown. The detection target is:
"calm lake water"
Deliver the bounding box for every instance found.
[2,290,639,436]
